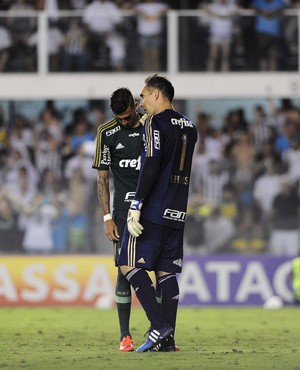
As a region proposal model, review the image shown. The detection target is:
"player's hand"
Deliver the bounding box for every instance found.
[104,219,119,241]
[127,200,144,238]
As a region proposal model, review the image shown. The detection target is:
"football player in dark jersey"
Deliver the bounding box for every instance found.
[118,75,198,352]
[92,88,147,352]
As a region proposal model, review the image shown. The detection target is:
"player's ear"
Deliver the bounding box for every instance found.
[134,100,139,110]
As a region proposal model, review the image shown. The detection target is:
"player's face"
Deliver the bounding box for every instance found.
[140,85,155,116]
[115,104,137,129]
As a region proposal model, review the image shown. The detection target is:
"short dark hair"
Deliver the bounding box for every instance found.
[144,74,174,102]
[110,88,135,115]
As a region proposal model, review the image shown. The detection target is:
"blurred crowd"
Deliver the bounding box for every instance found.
[0,100,105,255]
[0,0,299,73]
[186,98,300,258]
[1,97,300,257]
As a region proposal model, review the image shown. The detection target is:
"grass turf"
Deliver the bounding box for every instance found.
[0,307,299,370]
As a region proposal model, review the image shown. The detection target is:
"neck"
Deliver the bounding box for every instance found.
[131,112,141,128]
[155,103,173,115]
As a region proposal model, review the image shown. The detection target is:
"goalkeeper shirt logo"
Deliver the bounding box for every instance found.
[171,118,193,129]
[153,130,160,149]
[163,208,186,222]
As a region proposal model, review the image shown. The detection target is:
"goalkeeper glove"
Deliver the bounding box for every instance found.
[127,200,144,237]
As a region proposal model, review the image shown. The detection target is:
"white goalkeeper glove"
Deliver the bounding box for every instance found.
[127,200,144,237]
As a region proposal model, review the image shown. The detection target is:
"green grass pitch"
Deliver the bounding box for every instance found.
[0,306,299,370]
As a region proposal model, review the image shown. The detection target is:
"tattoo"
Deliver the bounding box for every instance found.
[97,171,110,215]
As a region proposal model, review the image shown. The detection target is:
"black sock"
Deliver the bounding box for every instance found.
[158,274,179,333]
[116,267,132,340]
[155,273,161,305]
[126,268,165,329]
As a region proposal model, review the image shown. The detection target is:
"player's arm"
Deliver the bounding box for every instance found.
[134,156,160,202]
[127,118,162,237]
[97,170,119,241]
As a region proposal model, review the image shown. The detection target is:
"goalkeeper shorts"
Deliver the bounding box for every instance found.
[117,217,183,273]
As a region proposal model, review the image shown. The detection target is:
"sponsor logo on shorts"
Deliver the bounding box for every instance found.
[173,259,182,267]
[163,208,186,222]
[119,156,141,170]
[137,257,145,264]
[106,126,121,136]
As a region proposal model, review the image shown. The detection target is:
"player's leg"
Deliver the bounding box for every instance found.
[154,226,184,351]
[157,273,179,334]
[118,221,174,352]
[115,267,133,351]
[114,211,134,351]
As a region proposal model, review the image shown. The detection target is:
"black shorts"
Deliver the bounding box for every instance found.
[113,209,128,266]
[118,217,184,273]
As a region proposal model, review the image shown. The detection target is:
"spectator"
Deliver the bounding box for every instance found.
[51,192,70,254]
[62,18,88,72]
[269,176,300,256]
[252,161,281,236]
[203,206,235,253]
[34,131,62,179]
[252,140,283,181]
[134,0,169,71]
[48,20,64,71]
[0,19,12,72]
[83,0,124,71]
[282,136,300,184]
[205,0,239,72]
[35,106,63,144]
[191,139,222,193]
[0,193,24,253]
[196,158,229,205]
[64,144,97,252]
[65,165,88,253]
[9,115,34,160]
[229,131,256,190]
[252,0,286,71]
[27,19,65,72]
[7,0,36,72]
[0,106,9,155]
[22,193,58,254]
[69,0,89,10]
[106,30,126,71]
[67,108,94,152]
[250,104,276,149]
[4,148,39,186]
[232,207,266,253]
[274,120,295,155]
[3,166,38,235]
[223,108,248,138]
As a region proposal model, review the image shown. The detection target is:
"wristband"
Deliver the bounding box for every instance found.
[103,214,112,222]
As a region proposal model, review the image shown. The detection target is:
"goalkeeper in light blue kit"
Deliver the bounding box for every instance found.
[118,74,197,352]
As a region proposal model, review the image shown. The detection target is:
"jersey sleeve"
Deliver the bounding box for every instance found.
[92,126,111,170]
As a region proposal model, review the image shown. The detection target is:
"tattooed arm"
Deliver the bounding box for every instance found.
[97,170,119,241]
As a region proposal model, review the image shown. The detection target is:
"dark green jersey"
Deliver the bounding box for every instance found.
[92,114,146,211]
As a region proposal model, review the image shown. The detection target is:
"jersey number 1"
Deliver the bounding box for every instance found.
[180,134,187,171]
